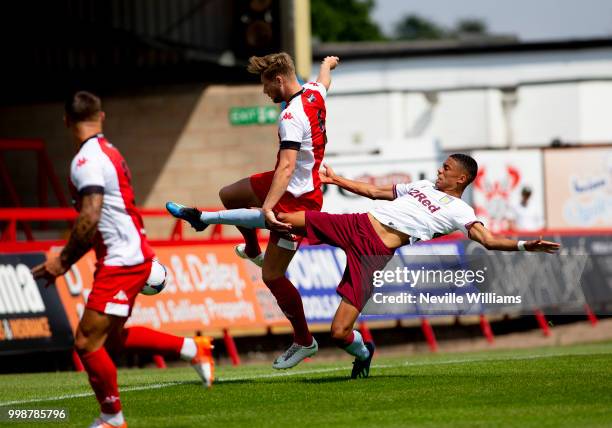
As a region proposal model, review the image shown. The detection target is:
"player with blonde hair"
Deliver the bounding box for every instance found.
[168,52,340,369]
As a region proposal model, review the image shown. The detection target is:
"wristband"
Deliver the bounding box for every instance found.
[517,240,526,251]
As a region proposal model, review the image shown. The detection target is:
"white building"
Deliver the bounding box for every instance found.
[313,38,612,156]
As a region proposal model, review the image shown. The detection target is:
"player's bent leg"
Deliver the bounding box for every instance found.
[75,309,127,428]
[262,242,317,369]
[331,299,375,379]
[113,326,214,388]
[219,177,262,258]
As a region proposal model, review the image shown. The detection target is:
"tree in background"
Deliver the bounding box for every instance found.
[394,14,489,41]
[311,0,385,42]
[453,18,489,37]
[394,14,446,40]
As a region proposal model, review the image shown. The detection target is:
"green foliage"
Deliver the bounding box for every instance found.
[394,14,446,40]
[394,14,490,40]
[311,0,386,42]
[455,18,489,35]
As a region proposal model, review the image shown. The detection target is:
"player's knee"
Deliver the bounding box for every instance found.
[218,186,232,207]
[74,331,93,354]
[330,324,351,343]
[262,272,283,287]
[74,324,103,354]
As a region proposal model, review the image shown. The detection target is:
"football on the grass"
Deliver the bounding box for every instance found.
[141,259,167,295]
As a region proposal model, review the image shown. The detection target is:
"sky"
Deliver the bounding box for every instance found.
[371,0,612,41]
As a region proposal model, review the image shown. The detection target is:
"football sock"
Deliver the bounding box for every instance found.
[120,326,183,357]
[200,209,266,229]
[265,276,313,346]
[179,337,197,361]
[199,209,263,257]
[79,347,122,414]
[100,411,125,426]
[341,330,370,361]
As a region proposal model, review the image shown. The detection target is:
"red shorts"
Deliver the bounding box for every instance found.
[250,170,323,250]
[305,211,394,311]
[85,260,152,318]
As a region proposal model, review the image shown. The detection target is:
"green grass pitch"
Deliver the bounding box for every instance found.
[1,342,611,427]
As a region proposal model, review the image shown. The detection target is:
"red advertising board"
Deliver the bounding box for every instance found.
[54,245,288,335]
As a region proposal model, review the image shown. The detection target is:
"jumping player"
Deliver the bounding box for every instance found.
[32,91,214,428]
[166,154,560,378]
[168,53,339,369]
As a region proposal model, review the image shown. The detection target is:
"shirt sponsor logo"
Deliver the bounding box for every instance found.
[281,112,293,120]
[407,189,441,213]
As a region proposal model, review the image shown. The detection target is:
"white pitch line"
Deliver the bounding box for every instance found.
[0,348,609,407]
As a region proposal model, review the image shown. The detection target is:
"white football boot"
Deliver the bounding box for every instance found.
[272,338,318,369]
[234,243,265,268]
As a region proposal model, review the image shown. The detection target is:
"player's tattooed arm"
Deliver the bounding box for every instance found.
[319,164,395,201]
[60,193,103,268]
[32,192,103,284]
[468,223,560,253]
[316,56,340,91]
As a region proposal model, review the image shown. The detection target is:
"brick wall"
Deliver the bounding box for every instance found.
[0,84,279,238]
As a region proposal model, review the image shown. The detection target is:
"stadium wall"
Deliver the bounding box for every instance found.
[0,84,278,236]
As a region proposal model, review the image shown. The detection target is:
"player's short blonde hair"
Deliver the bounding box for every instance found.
[247,52,295,80]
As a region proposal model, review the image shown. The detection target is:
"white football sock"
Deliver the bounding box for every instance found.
[200,209,266,228]
[180,337,197,360]
[343,330,370,361]
[100,411,124,426]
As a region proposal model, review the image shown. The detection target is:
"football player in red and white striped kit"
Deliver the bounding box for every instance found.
[167,53,339,369]
[32,91,213,428]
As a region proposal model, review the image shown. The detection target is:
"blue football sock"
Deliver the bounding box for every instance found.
[199,209,266,229]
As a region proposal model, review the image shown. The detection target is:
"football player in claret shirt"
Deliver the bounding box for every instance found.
[32,91,214,428]
[168,154,560,378]
[168,52,340,369]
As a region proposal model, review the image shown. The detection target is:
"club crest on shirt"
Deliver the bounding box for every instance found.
[439,195,453,205]
[76,157,87,167]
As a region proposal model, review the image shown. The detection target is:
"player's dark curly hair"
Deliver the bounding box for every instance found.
[65,91,102,124]
[450,153,478,187]
[247,52,295,80]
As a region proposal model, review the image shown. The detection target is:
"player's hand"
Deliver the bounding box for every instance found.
[261,208,291,232]
[525,239,561,254]
[319,163,337,184]
[322,56,340,70]
[31,255,67,287]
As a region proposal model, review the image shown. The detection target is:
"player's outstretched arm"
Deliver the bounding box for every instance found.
[319,163,395,200]
[316,56,340,91]
[468,222,560,253]
[32,192,103,283]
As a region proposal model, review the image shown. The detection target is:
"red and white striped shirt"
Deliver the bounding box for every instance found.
[69,134,154,266]
[276,82,327,197]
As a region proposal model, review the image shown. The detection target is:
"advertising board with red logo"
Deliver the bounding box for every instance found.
[321,154,439,213]
[471,150,545,232]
